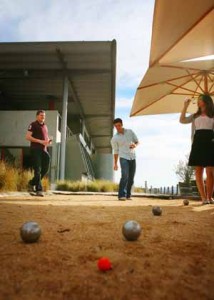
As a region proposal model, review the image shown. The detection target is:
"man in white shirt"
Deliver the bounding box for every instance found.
[111,118,139,200]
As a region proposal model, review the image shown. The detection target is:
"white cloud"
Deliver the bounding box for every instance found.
[0,0,154,88]
[116,97,134,109]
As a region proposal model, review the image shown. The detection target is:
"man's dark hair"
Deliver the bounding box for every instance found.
[36,110,45,116]
[113,118,123,125]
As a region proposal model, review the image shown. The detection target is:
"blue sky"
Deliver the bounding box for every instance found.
[0,0,192,187]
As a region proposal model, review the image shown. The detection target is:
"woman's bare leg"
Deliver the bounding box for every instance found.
[206,167,214,200]
[195,167,206,202]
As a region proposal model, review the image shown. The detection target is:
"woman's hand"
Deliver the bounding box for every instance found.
[180,98,192,124]
[184,98,191,109]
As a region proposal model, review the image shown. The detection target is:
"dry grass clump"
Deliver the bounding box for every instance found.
[0,160,49,192]
[56,180,118,192]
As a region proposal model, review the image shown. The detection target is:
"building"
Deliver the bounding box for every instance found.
[0,41,116,184]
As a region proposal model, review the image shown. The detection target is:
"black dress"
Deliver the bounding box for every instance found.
[188,116,214,167]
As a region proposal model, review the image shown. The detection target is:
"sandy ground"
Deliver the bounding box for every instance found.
[0,194,214,300]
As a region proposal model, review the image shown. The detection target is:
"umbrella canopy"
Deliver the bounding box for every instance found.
[130,0,214,116]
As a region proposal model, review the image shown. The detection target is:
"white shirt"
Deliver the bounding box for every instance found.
[194,115,214,130]
[180,114,214,141]
[111,129,139,160]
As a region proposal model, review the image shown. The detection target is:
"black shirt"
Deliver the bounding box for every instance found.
[28,121,48,151]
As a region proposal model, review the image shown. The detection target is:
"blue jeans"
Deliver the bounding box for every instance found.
[119,158,136,198]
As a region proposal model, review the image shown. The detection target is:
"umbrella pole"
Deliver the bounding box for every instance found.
[204,73,208,93]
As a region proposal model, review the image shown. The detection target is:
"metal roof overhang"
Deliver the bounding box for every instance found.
[0,41,116,153]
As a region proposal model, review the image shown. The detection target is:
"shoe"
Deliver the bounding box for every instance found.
[36,191,44,197]
[202,200,209,205]
[118,197,126,201]
[126,197,132,200]
[209,199,214,204]
[27,182,35,193]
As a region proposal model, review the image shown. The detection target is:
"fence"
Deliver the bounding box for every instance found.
[145,181,199,197]
[146,185,178,196]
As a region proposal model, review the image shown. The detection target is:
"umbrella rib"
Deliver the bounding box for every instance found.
[131,94,167,116]
[132,72,201,116]
[166,82,200,95]
[208,74,213,82]
[186,70,204,93]
[171,92,198,96]
[208,82,214,93]
[194,75,203,97]
[137,73,195,90]
[167,72,202,95]
[159,64,201,72]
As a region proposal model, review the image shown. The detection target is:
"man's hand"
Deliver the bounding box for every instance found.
[129,143,136,149]
[40,140,50,146]
[114,164,118,171]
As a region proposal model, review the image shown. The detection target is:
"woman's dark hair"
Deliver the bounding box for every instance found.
[113,118,123,125]
[194,94,214,118]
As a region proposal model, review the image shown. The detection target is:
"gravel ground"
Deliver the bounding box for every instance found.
[0,194,213,300]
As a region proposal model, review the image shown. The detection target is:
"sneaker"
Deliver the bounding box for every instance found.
[118,197,126,201]
[202,200,209,205]
[209,199,214,204]
[36,191,44,197]
[126,197,132,200]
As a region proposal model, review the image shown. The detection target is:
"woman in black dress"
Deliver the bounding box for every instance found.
[180,94,214,205]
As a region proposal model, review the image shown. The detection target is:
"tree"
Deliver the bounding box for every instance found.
[175,155,195,185]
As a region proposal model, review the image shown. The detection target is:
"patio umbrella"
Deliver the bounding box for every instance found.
[130,0,214,116]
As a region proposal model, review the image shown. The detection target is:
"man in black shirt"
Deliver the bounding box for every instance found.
[26,110,51,196]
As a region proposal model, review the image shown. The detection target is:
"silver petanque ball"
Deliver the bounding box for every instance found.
[183,199,189,206]
[122,220,142,241]
[20,221,41,243]
[152,206,162,216]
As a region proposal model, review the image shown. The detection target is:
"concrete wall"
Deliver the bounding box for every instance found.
[65,134,88,181]
[92,153,114,181]
[0,110,60,146]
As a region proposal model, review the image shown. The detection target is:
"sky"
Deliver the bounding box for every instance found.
[0,0,193,188]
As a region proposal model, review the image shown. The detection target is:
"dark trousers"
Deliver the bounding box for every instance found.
[119,158,136,198]
[29,148,50,191]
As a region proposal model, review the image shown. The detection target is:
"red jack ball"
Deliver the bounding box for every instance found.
[97,257,112,272]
